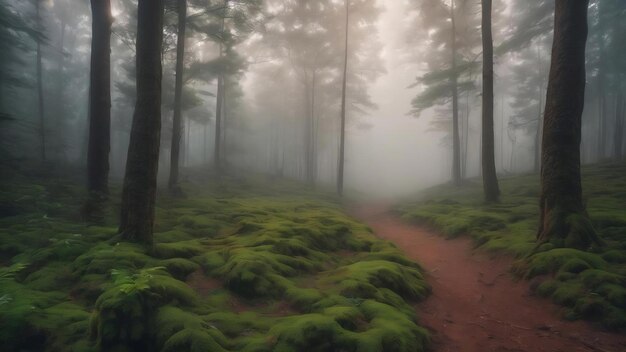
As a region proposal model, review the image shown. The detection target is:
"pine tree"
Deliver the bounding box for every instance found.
[119,0,165,245]
[537,0,602,249]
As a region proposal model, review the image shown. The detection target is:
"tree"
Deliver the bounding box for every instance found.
[119,0,165,245]
[87,0,112,197]
[409,0,481,186]
[481,0,499,202]
[168,0,187,191]
[35,0,45,161]
[337,0,349,196]
[213,0,227,176]
[537,0,602,249]
[252,0,382,184]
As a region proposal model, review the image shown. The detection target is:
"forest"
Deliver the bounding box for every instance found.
[0,0,625,351]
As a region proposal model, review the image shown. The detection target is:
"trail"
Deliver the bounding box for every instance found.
[351,204,626,352]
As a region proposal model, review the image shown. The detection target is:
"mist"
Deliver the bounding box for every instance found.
[1,0,626,351]
[4,0,612,199]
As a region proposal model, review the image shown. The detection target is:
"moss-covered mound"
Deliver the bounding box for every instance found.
[0,167,430,351]
[397,162,626,330]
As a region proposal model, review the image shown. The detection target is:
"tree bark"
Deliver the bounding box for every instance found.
[87,0,112,196]
[35,0,46,161]
[450,0,461,186]
[168,0,186,191]
[119,0,164,246]
[481,0,500,202]
[337,0,349,196]
[537,0,602,249]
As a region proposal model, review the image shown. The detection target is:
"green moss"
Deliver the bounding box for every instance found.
[602,250,626,263]
[160,258,200,280]
[156,306,229,352]
[23,262,76,291]
[579,269,624,288]
[324,260,430,302]
[74,242,154,275]
[560,258,592,274]
[154,240,205,259]
[399,163,626,330]
[551,282,584,306]
[516,248,607,278]
[1,168,432,350]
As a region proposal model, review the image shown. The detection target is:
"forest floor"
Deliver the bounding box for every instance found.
[0,165,431,351]
[353,204,626,352]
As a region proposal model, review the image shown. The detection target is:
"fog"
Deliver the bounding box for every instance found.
[1,0,623,199]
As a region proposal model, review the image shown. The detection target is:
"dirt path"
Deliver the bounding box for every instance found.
[351,204,626,352]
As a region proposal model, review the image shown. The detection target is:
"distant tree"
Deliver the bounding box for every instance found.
[481,0,499,202]
[168,0,186,191]
[0,2,42,120]
[87,0,112,197]
[34,0,45,161]
[214,0,228,177]
[256,0,382,184]
[337,0,349,196]
[537,0,602,249]
[119,0,165,245]
[409,0,481,186]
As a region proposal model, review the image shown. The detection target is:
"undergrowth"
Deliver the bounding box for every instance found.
[0,165,430,351]
[397,163,626,331]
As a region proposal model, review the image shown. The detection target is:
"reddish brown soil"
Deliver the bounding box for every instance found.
[186,269,222,296]
[351,204,626,352]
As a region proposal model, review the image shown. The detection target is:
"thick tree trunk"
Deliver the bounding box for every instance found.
[35,0,46,161]
[481,0,500,202]
[87,0,112,196]
[537,0,602,249]
[119,0,164,246]
[168,0,186,191]
[450,0,461,186]
[337,0,349,196]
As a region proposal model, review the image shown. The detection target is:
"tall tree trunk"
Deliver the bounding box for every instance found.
[310,69,318,185]
[481,0,500,202]
[119,0,164,245]
[614,93,624,160]
[304,71,314,184]
[213,0,228,176]
[87,0,112,196]
[450,0,461,186]
[538,0,602,249]
[222,80,228,160]
[461,92,469,178]
[35,0,46,161]
[534,46,545,174]
[337,0,349,196]
[56,19,66,159]
[168,0,186,191]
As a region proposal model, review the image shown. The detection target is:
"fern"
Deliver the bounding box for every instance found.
[0,263,28,281]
